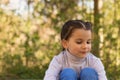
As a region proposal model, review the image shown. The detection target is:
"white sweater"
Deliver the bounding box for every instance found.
[44,50,107,80]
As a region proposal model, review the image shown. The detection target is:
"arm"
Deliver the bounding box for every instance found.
[92,58,107,80]
[44,56,62,80]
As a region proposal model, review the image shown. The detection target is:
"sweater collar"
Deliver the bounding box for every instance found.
[65,50,87,62]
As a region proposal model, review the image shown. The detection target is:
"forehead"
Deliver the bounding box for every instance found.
[70,29,91,39]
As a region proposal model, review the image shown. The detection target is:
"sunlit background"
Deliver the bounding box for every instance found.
[0,0,120,80]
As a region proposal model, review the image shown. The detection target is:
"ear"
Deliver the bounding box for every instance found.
[61,39,68,49]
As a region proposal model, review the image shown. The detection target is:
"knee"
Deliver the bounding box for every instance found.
[60,68,77,79]
[80,67,98,80]
[60,68,77,76]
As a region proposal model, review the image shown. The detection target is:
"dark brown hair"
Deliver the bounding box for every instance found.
[61,20,92,40]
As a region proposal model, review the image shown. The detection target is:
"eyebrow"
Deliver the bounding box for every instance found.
[75,39,92,41]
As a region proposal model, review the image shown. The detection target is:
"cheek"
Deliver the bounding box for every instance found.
[68,43,77,50]
[88,45,92,50]
[72,44,81,50]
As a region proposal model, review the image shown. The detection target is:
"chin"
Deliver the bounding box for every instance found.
[80,54,87,58]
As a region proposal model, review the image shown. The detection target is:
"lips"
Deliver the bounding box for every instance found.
[80,51,87,54]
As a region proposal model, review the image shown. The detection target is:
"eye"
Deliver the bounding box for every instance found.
[87,41,91,44]
[76,41,82,44]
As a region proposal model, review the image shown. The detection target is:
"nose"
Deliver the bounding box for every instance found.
[82,43,87,49]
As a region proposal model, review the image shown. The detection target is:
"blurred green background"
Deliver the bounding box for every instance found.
[0,0,120,80]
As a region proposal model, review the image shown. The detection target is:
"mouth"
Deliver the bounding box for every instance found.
[81,52,87,54]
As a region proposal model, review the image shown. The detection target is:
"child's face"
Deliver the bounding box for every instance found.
[62,29,92,58]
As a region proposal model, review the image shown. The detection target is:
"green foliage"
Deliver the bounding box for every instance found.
[0,0,120,80]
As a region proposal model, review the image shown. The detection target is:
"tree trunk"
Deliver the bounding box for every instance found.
[92,0,100,57]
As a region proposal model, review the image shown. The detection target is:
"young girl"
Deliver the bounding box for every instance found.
[44,20,107,80]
